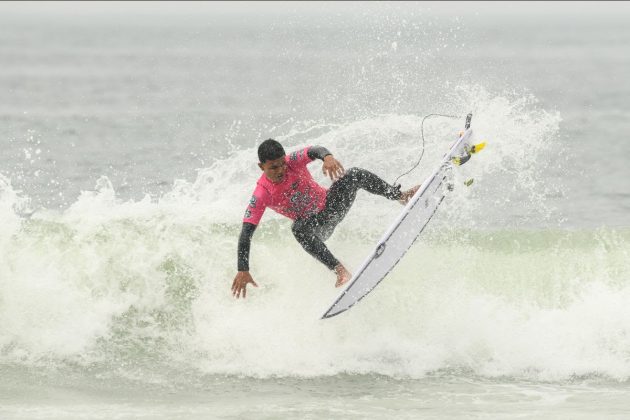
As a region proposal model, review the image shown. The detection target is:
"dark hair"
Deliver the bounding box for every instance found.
[258,138,285,163]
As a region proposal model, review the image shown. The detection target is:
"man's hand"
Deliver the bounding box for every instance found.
[322,155,345,181]
[232,271,258,299]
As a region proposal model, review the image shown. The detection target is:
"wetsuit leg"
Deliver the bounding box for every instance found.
[323,167,401,223]
[291,215,339,270]
[291,168,401,270]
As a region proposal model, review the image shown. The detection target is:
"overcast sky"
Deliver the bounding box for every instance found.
[1,1,629,19]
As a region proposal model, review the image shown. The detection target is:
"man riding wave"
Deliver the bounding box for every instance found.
[232,139,419,298]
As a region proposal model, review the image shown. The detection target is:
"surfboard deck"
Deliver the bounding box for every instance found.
[321,118,482,319]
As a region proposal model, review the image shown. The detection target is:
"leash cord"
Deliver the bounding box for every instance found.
[392,113,460,187]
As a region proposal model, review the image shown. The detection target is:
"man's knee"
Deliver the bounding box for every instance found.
[292,219,319,245]
[291,221,306,240]
[345,167,361,179]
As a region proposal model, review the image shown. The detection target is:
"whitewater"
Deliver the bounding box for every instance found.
[1,2,630,419]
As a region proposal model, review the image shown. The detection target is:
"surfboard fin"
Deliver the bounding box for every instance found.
[452,154,471,166]
[452,141,486,166]
[464,178,474,187]
[471,142,486,154]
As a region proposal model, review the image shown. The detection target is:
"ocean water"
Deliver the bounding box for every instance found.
[1,2,630,419]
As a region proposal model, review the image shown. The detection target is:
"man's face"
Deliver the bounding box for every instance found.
[258,156,287,183]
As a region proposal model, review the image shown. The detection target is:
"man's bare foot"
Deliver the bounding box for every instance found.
[334,263,352,287]
[398,185,420,205]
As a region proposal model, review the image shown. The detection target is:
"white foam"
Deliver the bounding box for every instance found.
[5,87,629,382]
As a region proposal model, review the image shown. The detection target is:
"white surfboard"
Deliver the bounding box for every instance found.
[321,123,478,319]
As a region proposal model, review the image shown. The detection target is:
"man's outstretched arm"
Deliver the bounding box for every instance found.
[232,222,258,298]
[307,145,332,160]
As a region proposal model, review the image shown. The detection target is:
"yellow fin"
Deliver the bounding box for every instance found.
[471,142,486,154]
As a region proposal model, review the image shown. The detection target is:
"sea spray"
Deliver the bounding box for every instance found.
[3,87,629,383]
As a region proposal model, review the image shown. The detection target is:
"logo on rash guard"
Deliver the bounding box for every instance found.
[244,209,252,219]
[286,187,318,217]
[249,195,257,208]
[291,181,298,190]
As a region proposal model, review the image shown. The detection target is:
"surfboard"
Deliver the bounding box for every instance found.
[321,115,483,319]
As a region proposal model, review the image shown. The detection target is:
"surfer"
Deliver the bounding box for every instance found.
[231,139,419,298]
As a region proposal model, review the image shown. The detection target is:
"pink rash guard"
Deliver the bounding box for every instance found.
[243,146,328,225]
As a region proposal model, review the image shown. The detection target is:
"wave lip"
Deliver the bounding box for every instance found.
[2,88,627,383]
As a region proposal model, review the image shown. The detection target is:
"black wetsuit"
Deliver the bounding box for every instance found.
[237,147,402,271]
